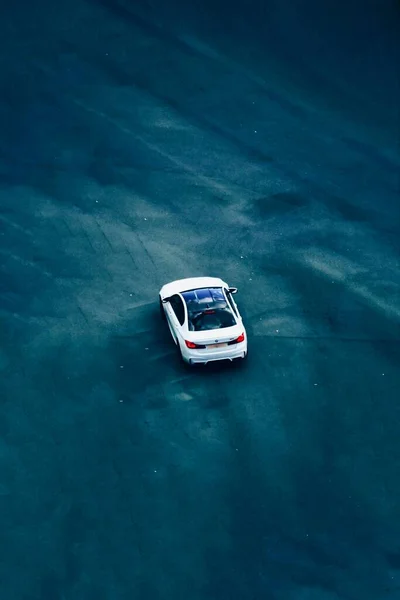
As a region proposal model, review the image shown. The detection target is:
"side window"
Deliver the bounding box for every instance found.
[170,295,185,325]
[225,289,238,317]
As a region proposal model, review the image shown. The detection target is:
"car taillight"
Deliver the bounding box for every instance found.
[235,332,245,343]
[185,340,199,349]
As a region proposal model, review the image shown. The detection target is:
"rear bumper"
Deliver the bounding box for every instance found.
[182,341,247,365]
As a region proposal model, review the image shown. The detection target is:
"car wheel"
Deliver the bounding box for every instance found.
[177,343,185,362]
[159,297,166,320]
[177,343,193,368]
[235,350,247,365]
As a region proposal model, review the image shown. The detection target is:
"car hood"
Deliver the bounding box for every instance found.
[187,324,244,344]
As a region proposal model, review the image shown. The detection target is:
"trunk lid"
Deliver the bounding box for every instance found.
[189,325,242,346]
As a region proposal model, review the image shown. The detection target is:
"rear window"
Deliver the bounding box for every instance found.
[189,309,236,331]
[182,287,236,331]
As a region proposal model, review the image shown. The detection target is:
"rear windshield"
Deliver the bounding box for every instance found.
[181,287,236,331]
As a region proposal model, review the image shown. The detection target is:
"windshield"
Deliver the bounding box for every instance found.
[181,287,237,331]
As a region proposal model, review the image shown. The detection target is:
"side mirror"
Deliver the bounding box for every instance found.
[228,287,238,294]
[162,297,170,304]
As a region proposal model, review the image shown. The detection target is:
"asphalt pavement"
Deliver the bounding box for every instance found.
[1,1,400,598]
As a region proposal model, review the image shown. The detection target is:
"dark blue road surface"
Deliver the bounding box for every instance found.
[1,1,400,598]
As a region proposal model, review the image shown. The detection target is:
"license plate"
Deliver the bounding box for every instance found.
[208,343,228,349]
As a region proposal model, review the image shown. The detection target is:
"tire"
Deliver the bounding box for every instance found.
[159,297,166,320]
[177,343,185,362]
[177,343,185,363]
[235,350,247,365]
[177,343,193,368]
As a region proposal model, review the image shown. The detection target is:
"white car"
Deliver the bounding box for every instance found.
[159,276,248,365]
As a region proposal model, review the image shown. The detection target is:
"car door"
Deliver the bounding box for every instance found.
[225,288,241,321]
[165,294,186,343]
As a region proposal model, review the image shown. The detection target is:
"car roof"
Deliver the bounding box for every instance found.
[181,287,227,309]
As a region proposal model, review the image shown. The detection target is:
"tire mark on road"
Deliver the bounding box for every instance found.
[249,332,400,344]
[298,249,400,325]
[26,58,265,211]
[0,249,52,278]
[131,228,158,276]
[71,98,246,203]
[94,217,115,252]
[76,46,274,167]
[93,0,307,121]
[125,248,137,269]
[124,74,399,240]
[27,59,209,229]
[0,214,33,237]
[77,304,90,327]
[68,43,397,242]
[79,225,97,254]
[27,5,400,245]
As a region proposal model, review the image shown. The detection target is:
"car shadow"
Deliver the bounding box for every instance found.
[183,356,248,375]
